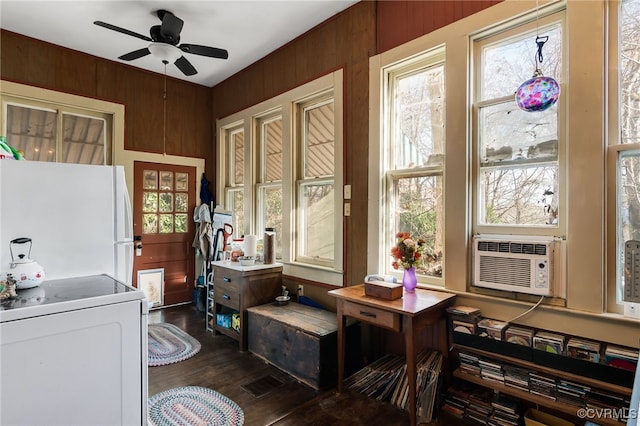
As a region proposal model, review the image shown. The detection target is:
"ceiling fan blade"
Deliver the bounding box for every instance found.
[179,44,229,60]
[118,48,151,61]
[93,21,152,42]
[175,56,197,76]
[158,10,183,43]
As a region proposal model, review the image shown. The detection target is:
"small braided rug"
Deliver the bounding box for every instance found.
[148,386,244,426]
[148,323,201,367]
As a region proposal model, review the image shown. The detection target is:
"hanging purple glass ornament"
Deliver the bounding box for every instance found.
[515,35,560,112]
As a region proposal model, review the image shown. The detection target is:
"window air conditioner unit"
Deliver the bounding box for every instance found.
[472,234,557,296]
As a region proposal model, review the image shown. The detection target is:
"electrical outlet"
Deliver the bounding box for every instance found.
[344,203,351,216]
[297,284,304,297]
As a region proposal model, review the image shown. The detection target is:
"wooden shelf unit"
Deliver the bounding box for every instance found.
[211,261,282,351]
[452,343,632,426]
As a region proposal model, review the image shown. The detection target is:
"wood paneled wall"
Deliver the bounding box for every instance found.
[0,30,214,173]
[211,1,377,289]
[1,0,500,290]
[376,0,502,53]
[211,0,498,289]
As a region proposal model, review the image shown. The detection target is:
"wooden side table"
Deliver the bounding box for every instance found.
[329,284,455,426]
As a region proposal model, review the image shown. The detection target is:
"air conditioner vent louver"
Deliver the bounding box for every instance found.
[477,241,548,256]
[479,256,531,288]
[473,235,556,296]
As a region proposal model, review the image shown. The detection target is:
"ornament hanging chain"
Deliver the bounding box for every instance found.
[533,0,547,77]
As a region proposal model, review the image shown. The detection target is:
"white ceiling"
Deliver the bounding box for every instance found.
[0,0,359,87]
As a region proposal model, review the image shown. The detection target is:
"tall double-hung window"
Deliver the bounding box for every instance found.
[223,124,245,232]
[296,94,335,267]
[217,71,343,286]
[256,112,283,259]
[384,49,446,281]
[473,13,564,233]
[609,0,640,311]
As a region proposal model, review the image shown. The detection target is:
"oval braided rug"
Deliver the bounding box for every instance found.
[148,323,201,367]
[148,386,244,426]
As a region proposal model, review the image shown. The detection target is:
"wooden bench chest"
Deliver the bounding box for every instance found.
[247,301,358,390]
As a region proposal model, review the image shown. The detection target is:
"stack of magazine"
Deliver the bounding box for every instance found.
[345,350,443,423]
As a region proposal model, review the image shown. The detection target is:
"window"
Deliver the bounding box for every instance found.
[223,125,245,233]
[142,169,190,234]
[384,53,446,281]
[611,0,640,310]
[296,95,335,267]
[473,14,564,231]
[256,112,283,259]
[3,100,111,165]
[217,71,343,286]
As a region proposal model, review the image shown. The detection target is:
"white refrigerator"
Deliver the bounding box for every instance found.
[0,160,134,284]
[0,160,148,426]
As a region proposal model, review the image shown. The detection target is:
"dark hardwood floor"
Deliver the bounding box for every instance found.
[148,304,471,426]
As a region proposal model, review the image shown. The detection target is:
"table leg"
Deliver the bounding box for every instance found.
[336,300,346,394]
[405,315,417,426]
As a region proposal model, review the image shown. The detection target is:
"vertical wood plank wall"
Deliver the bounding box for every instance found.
[211,0,500,292]
[0,30,213,170]
[1,0,501,292]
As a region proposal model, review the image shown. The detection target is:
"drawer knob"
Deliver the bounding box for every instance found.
[223,294,231,300]
[360,311,377,318]
[223,277,231,282]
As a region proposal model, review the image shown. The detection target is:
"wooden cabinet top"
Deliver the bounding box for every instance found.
[211,261,282,274]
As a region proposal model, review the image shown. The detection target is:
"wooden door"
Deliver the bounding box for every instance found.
[133,161,196,306]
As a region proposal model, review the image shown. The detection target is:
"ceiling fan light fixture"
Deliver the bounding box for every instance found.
[148,42,181,64]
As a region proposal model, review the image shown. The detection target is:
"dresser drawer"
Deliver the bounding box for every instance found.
[215,279,240,310]
[213,266,243,285]
[342,300,400,332]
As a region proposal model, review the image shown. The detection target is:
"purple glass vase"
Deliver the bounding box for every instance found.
[402,266,417,293]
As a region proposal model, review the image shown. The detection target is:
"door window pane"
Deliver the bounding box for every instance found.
[175,214,188,233]
[143,170,158,190]
[143,192,158,212]
[175,172,188,191]
[159,193,173,213]
[143,214,158,234]
[160,171,173,190]
[175,193,188,212]
[159,214,173,233]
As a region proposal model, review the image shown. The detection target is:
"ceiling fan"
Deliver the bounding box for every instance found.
[94,9,228,76]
